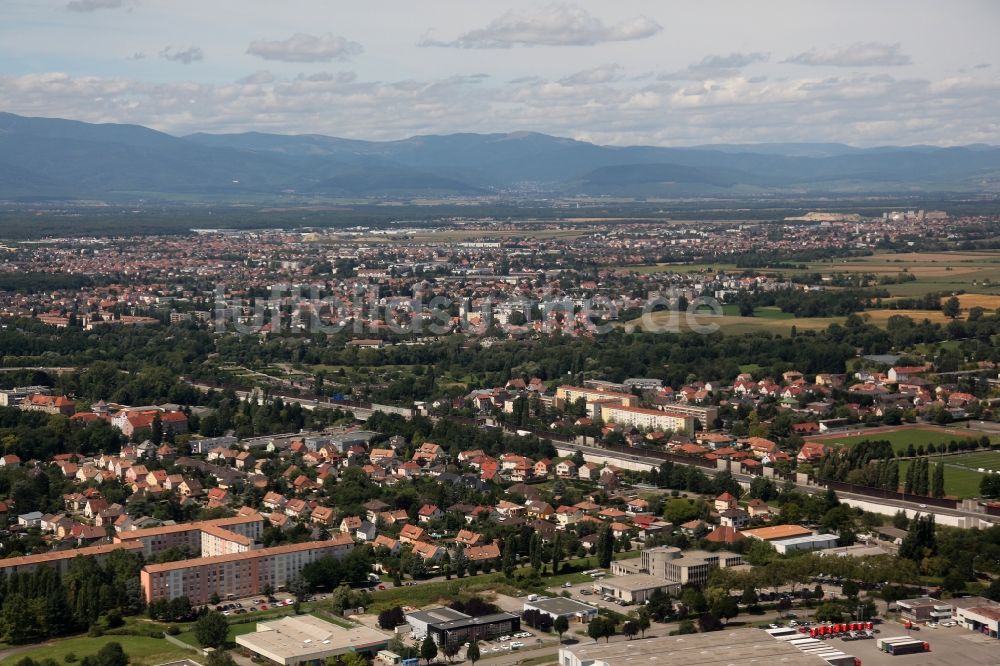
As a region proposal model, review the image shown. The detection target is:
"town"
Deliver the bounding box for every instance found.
[0,220,1000,666]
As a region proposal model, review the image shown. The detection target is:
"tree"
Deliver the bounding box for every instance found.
[95,642,129,666]
[623,620,638,640]
[698,612,723,632]
[205,652,238,666]
[985,577,1000,603]
[502,535,516,578]
[378,606,406,630]
[195,611,229,648]
[553,615,569,643]
[420,635,438,665]
[712,595,739,625]
[529,534,542,572]
[841,580,860,599]
[942,296,961,319]
[596,526,615,569]
[442,644,461,663]
[932,463,945,499]
[466,641,480,666]
[588,616,614,643]
[634,608,651,638]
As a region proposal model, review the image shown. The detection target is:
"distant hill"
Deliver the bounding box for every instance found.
[1,112,999,201]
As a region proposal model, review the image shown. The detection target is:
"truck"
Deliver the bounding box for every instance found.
[876,636,927,655]
[886,640,928,656]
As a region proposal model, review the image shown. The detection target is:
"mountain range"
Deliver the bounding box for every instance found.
[2,112,1000,201]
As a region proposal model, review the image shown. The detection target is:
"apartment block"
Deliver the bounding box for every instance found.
[0,541,144,577]
[599,405,695,436]
[141,535,354,605]
[114,513,264,557]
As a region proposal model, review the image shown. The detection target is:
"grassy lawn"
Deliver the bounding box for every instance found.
[898,459,986,499]
[175,620,260,648]
[368,551,639,612]
[0,636,194,666]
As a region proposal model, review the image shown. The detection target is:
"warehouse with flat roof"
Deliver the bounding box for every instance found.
[593,574,680,604]
[523,597,598,623]
[236,615,389,666]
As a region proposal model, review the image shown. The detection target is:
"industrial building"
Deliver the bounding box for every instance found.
[897,596,955,624]
[404,607,520,647]
[770,533,839,554]
[593,574,680,604]
[426,612,520,648]
[235,615,389,665]
[522,597,598,623]
[558,629,827,666]
[405,607,471,640]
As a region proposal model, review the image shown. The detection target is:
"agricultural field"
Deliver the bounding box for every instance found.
[0,635,193,666]
[807,426,994,454]
[626,250,1000,300]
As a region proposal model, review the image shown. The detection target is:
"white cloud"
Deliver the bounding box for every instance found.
[420,4,661,48]
[247,33,363,63]
[559,64,623,85]
[159,45,204,64]
[661,52,770,80]
[65,0,130,12]
[784,42,912,67]
[1,67,998,147]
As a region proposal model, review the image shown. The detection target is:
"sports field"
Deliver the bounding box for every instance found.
[941,449,1000,473]
[808,426,992,454]
[897,457,991,499]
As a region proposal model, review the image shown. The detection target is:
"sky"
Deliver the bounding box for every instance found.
[1,0,999,146]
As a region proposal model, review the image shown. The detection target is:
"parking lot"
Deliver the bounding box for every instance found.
[212,593,299,616]
[811,620,1000,666]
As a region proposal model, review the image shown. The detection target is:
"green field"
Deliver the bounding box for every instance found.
[720,305,796,319]
[898,458,987,499]
[175,619,260,648]
[0,635,193,666]
[812,427,993,454]
[941,449,1000,472]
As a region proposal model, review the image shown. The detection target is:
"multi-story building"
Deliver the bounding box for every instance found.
[612,545,742,588]
[656,403,719,429]
[114,513,265,557]
[599,405,695,436]
[0,542,144,576]
[141,535,354,604]
[554,386,638,410]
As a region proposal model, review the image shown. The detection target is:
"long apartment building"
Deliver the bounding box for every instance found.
[141,535,354,605]
[0,541,145,577]
[598,404,695,436]
[659,403,720,429]
[114,513,265,558]
[554,386,638,410]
